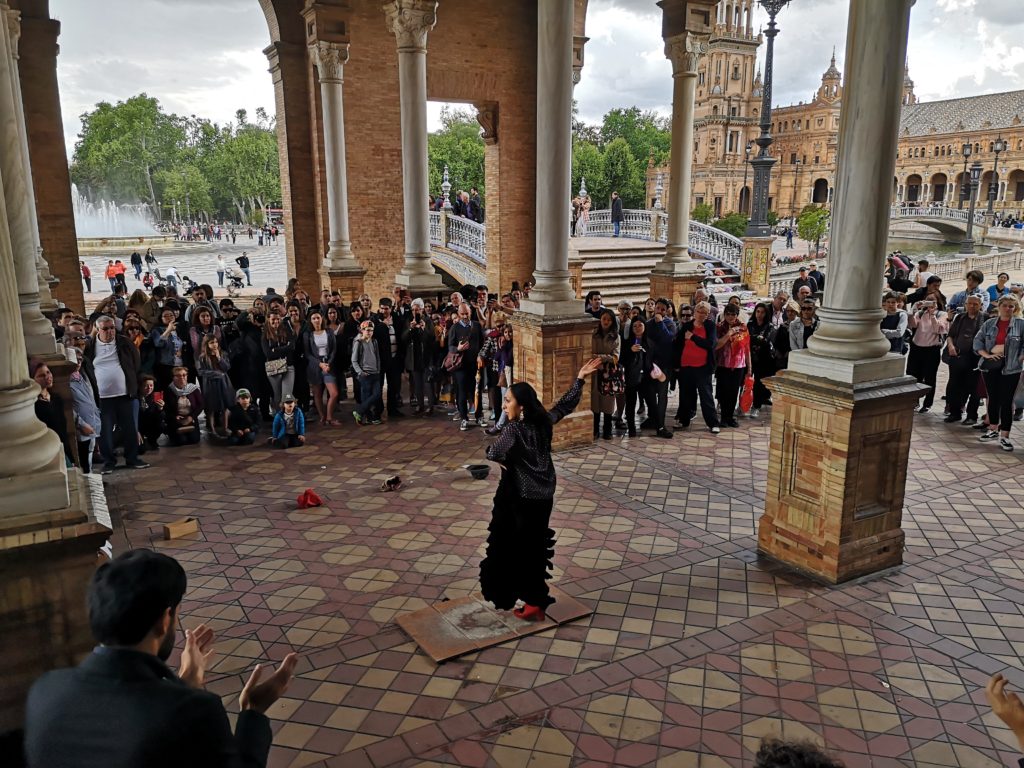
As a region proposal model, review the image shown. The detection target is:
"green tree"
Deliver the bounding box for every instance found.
[713,212,749,239]
[797,206,830,254]
[427,106,485,204]
[692,202,714,224]
[71,94,185,216]
[599,107,671,164]
[571,139,605,205]
[155,164,212,220]
[602,137,643,208]
[767,210,780,227]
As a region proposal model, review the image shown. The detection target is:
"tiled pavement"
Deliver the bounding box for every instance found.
[102,385,1024,768]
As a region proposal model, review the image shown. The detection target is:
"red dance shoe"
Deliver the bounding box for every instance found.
[513,604,546,622]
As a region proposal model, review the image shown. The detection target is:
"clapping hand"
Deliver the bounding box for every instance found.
[240,653,298,714]
[178,623,216,689]
[578,356,603,379]
[986,674,1024,751]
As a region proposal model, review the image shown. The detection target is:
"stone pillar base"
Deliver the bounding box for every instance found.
[509,310,595,452]
[0,470,109,732]
[649,268,704,309]
[741,236,773,296]
[321,266,366,304]
[394,266,445,299]
[758,369,924,584]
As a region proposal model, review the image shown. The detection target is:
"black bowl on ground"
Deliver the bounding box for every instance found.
[467,464,490,480]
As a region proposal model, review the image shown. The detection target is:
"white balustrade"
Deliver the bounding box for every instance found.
[445,215,487,266]
[428,211,442,246]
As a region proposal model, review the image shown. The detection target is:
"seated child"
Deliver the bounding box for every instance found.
[138,374,164,452]
[271,393,305,449]
[164,366,204,446]
[227,388,260,446]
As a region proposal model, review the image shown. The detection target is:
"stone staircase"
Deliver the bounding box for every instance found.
[569,237,743,306]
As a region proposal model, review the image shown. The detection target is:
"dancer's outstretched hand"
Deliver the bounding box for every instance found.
[578,357,603,379]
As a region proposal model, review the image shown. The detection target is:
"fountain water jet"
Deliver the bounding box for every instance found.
[71,184,157,238]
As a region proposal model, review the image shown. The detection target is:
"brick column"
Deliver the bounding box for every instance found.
[758,0,920,584]
[266,40,321,291]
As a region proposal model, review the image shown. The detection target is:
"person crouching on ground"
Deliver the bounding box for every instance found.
[228,388,261,446]
[164,367,203,446]
[271,394,305,449]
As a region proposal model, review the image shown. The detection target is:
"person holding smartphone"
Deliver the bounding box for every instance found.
[402,299,438,415]
[907,297,948,414]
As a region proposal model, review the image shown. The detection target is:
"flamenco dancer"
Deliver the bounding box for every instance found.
[481,356,603,621]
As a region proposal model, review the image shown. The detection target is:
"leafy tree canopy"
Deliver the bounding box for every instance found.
[797,206,830,246]
[692,203,714,224]
[712,212,749,239]
[427,106,485,203]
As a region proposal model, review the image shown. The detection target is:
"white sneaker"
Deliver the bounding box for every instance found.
[979,430,999,442]
[1000,437,1014,452]
[749,408,760,418]
[710,426,721,434]
[460,420,470,431]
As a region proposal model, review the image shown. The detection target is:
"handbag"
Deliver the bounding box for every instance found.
[264,357,288,377]
[739,373,754,414]
[442,350,463,372]
[598,362,625,396]
[978,356,1004,373]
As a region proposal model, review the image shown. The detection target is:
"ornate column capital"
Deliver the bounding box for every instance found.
[664,32,708,77]
[310,40,349,84]
[383,0,437,53]
[474,102,498,146]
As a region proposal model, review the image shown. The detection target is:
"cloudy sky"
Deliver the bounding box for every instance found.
[51,0,1024,156]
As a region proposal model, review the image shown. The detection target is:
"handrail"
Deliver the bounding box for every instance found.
[428,210,486,266]
[889,204,988,226]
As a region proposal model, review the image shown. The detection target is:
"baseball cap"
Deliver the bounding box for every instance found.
[282,393,297,404]
[236,388,251,399]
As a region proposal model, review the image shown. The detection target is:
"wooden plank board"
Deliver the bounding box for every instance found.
[396,587,592,663]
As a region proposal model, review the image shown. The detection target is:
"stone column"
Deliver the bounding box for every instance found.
[385,0,443,295]
[310,40,365,301]
[510,0,594,451]
[0,5,55,357]
[758,0,921,584]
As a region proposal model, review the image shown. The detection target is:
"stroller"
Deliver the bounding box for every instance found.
[225,269,246,298]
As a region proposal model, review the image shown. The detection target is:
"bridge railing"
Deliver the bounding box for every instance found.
[889,204,988,226]
[428,210,487,267]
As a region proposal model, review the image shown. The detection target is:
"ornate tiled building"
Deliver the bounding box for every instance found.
[648,27,1024,222]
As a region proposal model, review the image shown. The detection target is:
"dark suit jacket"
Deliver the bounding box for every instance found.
[24,648,272,768]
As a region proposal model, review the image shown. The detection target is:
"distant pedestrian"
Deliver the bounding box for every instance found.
[785,227,794,248]
[611,191,624,237]
[80,261,92,293]
[257,230,264,246]
[105,260,117,292]
[130,251,143,281]
[235,252,252,286]
[215,254,226,287]
[231,229,237,244]
[247,226,253,240]
[144,248,158,270]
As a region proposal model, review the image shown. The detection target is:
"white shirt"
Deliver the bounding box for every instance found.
[93,339,127,399]
[164,266,177,278]
[911,269,934,288]
[313,330,329,358]
[216,257,226,272]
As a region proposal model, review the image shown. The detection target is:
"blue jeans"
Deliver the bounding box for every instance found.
[242,267,251,285]
[613,220,621,237]
[357,374,382,419]
[454,368,474,420]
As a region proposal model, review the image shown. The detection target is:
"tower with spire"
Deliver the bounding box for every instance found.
[902,64,917,106]
[817,48,842,104]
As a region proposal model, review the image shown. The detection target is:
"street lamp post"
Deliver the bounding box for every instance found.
[744,0,790,238]
[790,158,802,223]
[987,136,1006,216]
[741,142,752,214]
[958,142,972,210]
[959,160,983,255]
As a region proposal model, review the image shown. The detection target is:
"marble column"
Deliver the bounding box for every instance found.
[757,0,920,584]
[509,0,594,450]
[790,0,915,382]
[385,0,442,295]
[0,5,55,356]
[310,40,365,300]
[5,6,57,316]
[655,33,705,277]
[522,0,576,311]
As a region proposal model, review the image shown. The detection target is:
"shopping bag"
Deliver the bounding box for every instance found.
[739,373,754,414]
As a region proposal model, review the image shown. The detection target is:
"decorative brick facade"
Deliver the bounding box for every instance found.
[758,370,923,583]
[649,271,704,310]
[509,311,595,452]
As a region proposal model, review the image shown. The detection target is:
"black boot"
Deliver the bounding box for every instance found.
[593,412,600,439]
[602,414,612,440]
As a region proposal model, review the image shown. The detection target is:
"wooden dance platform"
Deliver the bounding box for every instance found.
[396,587,593,663]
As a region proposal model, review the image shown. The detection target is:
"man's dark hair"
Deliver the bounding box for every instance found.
[918,259,929,268]
[754,738,844,768]
[378,297,393,308]
[655,297,670,310]
[152,285,167,300]
[88,550,187,646]
[925,275,942,286]
[459,284,476,303]
[475,284,488,293]
[966,269,984,284]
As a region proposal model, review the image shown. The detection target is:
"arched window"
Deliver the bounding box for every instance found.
[989,142,994,152]
[975,143,981,153]
[934,146,939,156]
[712,105,719,116]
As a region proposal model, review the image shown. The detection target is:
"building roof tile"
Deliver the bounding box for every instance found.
[899,90,1024,137]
